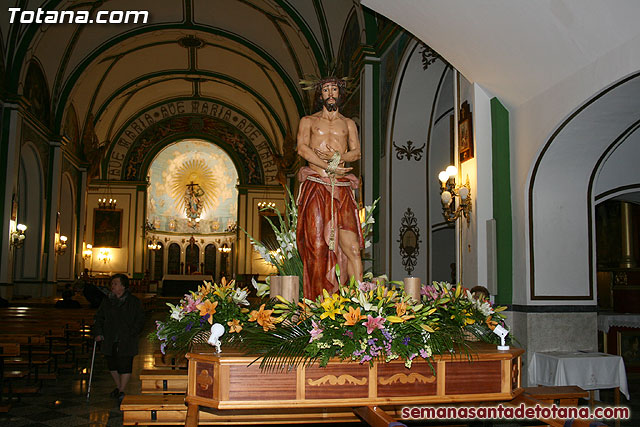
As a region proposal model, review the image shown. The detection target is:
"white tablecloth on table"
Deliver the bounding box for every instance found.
[597,314,640,333]
[528,351,629,400]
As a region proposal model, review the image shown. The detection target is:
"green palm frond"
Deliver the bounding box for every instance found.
[237,321,316,372]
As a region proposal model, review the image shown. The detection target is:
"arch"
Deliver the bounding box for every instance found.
[167,243,181,275]
[57,172,76,281]
[383,38,448,280]
[528,71,640,301]
[204,244,217,277]
[185,244,200,274]
[15,142,45,281]
[118,114,266,185]
[152,242,164,281]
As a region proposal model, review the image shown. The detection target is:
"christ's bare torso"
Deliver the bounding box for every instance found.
[307,111,350,175]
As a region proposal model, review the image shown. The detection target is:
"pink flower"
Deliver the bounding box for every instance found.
[185,295,199,313]
[358,281,377,293]
[363,315,386,334]
[309,320,324,342]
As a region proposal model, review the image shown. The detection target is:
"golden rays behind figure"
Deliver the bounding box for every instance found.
[170,159,218,218]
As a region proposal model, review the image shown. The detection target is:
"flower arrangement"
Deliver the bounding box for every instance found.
[421,281,509,344]
[152,275,510,370]
[238,277,508,371]
[150,278,250,355]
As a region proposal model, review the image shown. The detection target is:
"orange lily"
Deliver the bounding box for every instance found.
[197,299,218,324]
[486,316,498,331]
[248,304,277,331]
[227,318,243,333]
[342,306,365,326]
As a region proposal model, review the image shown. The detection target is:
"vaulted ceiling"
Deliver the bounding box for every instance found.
[1,0,360,168]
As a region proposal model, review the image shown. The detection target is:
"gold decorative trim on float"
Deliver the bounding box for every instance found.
[307,374,367,386]
[378,372,436,385]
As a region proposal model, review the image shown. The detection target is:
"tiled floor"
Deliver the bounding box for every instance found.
[1,311,637,427]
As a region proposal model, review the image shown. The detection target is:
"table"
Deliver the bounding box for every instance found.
[597,314,640,333]
[528,351,629,404]
[184,343,524,426]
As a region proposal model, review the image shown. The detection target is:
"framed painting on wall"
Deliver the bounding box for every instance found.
[93,209,123,248]
[458,101,474,163]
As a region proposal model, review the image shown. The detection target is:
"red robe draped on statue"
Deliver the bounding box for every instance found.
[296,166,364,300]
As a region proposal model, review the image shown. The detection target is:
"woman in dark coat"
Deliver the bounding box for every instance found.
[93,273,145,402]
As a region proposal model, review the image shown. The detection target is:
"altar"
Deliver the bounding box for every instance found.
[161,274,213,297]
[184,343,524,425]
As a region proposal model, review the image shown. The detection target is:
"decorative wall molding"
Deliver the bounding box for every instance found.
[398,208,421,275]
[392,140,424,161]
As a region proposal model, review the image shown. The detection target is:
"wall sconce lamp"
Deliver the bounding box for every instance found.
[82,244,93,260]
[218,243,231,254]
[438,165,472,223]
[97,248,111,264]
[55,235,68,255]
[10,223,27,248]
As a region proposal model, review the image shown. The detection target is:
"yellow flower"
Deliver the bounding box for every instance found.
[198,281,212,297]
[320,290,347,320]
[197,299,218,324]
[227,319,243,333]
[248,304,277,331]
[387,302,415,323]
[342,306,365,326]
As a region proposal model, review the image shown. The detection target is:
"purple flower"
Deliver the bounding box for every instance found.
[381,329,392,341]
[363,315,385,334]
[360,355,372,363]
[402,336,410,346]
[185,322,193,332]
[419,348,430,358]
[160,342,167,355]
[171,336,177,341]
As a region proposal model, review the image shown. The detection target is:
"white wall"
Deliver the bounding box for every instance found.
[387,43,446,281]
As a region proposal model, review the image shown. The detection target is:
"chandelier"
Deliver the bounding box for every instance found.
[185,181,205,227]
[98,180,117,209]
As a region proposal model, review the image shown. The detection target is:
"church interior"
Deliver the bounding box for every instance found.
[1,1,639,426]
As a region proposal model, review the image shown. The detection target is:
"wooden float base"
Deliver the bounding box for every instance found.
[181,343,523,426]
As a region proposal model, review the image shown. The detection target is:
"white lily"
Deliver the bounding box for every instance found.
[232,288,250,306]
[167,303,184,321]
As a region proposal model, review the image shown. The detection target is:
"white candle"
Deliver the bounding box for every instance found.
[280,275,300,303]
[403,277,421,302]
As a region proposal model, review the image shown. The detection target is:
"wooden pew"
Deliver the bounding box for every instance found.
[120,395,370,425]
[140,369,187,394]
[154,351,187,368]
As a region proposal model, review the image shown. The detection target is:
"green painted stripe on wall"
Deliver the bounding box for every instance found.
[490,97,512,305]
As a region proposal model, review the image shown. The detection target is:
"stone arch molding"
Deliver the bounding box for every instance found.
[105,99,280,185]
[528,71,640,302]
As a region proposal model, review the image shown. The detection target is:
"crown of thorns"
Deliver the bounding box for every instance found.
[299,76,350,91]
